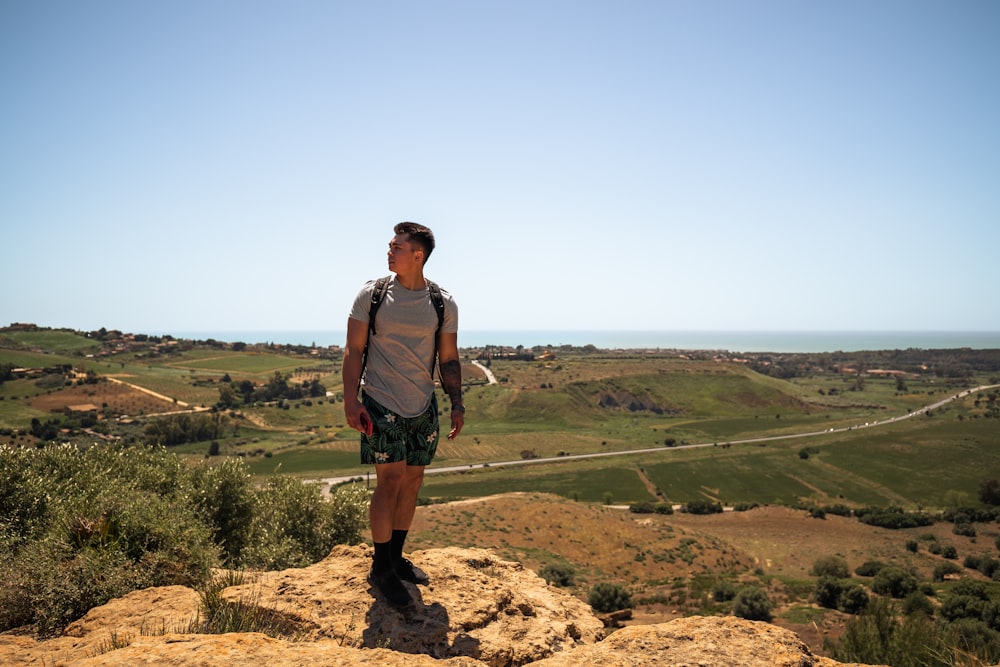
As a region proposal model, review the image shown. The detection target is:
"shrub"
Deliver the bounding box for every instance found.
[539,563,575,587]
[854,560,887,577]
[838,584,870,615]
[963,554,1000,579]
[872,566,918,599]
[815,576,844,609]
[821,504,854,517]
[190,458,257,564]
[811,555,850,579]
[856,506,934,529]
[654,503,674,515]
[733,586,773,622]
[629,501,655,514]
[684,500,723,515]
[238,477,366,569]
[978,478,1000,505]
[831,597,954,667]
[589,582,632,613]
[0,443,368,636]
[0,445,216,636]
[902,591,934,617]
[933,561,963,581]
[712,580,737,602]
[953,522,977,538]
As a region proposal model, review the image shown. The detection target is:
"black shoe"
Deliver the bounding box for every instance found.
[394,558,430,585]
[367,567,414,608]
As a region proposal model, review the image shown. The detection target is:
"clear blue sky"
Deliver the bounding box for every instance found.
[2,0,998,335]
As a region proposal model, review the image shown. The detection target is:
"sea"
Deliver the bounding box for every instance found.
[162,330,1000,353]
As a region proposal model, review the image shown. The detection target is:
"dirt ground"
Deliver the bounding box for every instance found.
[409,494,997,658]
[30,381,177,416]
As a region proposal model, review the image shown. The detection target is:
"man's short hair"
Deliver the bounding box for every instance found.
[394,222,436,262]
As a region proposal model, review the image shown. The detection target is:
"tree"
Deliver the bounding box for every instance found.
[838,585,870,615]
[217,384,238,410]
[733,586,773,621]
[539,563,575,587]
[815,576,844,609]
[872,566,918,599]
[588,583,632,613]
[812,555,850,579]
[979,478,1000,506]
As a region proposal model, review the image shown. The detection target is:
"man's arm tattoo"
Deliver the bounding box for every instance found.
[440,359,463,405]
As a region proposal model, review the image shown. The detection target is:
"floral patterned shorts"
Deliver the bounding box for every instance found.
[360,392,440,466]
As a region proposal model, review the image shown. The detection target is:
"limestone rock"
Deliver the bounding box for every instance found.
[0,546,882,667]
[532,616,879,667]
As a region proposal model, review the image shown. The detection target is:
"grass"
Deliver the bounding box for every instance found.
[165,350,323,375]
[817,418,1000,507]
[242,446,361,476]
[420,461,653,503]
[4,335,999,511]
[0,329,100,354]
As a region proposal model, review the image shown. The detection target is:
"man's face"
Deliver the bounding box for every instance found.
[387,233,421,273]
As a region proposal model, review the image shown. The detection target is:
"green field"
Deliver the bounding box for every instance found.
[420,460,653,504]
[3,328,999,511]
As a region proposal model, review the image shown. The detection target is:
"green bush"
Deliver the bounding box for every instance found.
[684,500,723,515]
[629,501,655,514]
[932,561,963,581]
[588,582,632,613]
[0,443,367,636]
[831,597,950,667]
[654,502,674,515]
[712,580,737,602]
[190,458,257,564]
[902,591,934,617]
[872,566,918,599]
[856,506,934,529]
[733,586,772,622]
[539,563,576,587]
[838,584,870,615]
[811,555,850,579]
[854,560,887,577]
[814,576,844,609]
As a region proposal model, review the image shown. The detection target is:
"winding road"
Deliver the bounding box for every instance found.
[313,383,999,491]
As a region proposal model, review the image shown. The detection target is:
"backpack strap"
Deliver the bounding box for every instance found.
[367,275,392,337]
[425,279,446,380]
[425,279,446,334]
[360,276,446,386]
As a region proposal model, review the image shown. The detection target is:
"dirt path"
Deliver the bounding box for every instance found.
[636,466,663,499]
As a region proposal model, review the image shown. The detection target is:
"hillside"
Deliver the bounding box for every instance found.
[0,543,881,667]
[407,493,1000,657]
[4,326,1000,663]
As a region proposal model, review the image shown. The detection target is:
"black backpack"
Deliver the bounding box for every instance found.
[360,275,446,385]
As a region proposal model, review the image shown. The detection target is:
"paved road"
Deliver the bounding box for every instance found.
[312,383,1000,491]
[471,360,497,384]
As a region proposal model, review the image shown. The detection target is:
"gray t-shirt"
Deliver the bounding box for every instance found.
[349,276,458,417]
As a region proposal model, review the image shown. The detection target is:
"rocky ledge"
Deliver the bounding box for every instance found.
[0,545,881,666]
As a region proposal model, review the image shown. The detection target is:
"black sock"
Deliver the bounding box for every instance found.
[373,541,393,574]
[390,529,408,562]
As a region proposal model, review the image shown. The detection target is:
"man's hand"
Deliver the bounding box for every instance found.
[345,399,373,436]
[448,407,464,440]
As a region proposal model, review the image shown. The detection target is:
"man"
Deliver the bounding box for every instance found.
[343,222,464,609]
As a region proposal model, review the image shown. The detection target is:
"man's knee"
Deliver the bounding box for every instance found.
[375,462,407,488]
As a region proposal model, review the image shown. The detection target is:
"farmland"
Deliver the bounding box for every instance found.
[4,325,1000,661]
[3,325,999,512]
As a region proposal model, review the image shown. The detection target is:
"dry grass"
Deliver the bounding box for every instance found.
[408,492,998,657]
[29,381,176,415]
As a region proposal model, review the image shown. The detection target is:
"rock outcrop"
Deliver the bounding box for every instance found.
[0,545,880,666]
